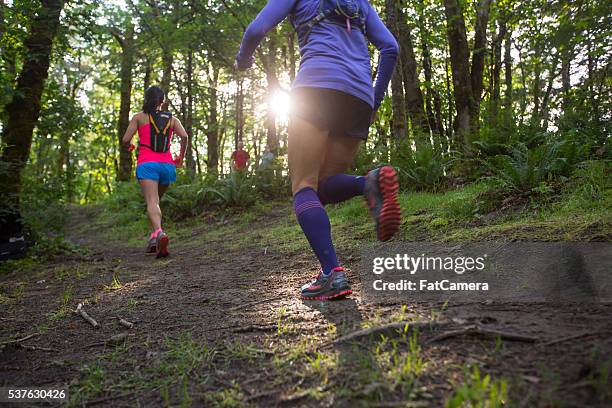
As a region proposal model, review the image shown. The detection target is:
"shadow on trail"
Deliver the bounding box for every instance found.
[304,298,383,403]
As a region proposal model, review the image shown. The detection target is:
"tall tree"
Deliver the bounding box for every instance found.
[206,67,220,176]
[443,0,473,148]
[385,0,407,142]
[264,36,279,155]
[489,12,508,125]
[185,49,196,174]
[416,0,445,144]
[470,0,493,131]
[235,77,244,148]
[396,1,429,148]
[503,27,512,110]
[444,0,492,148]
[0,0,65,241]
[0,0,4,40]
[111,23,135,182]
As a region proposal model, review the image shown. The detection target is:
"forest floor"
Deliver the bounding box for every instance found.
[1,184,611,407]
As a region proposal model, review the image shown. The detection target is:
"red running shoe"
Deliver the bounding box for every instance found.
[364,166,401,241]
[155,231,169,259]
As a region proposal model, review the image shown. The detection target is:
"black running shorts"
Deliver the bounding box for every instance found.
[290,87,373,140]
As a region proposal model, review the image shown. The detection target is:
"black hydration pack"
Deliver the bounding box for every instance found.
[140,111,172,153]
[293,0,368,47]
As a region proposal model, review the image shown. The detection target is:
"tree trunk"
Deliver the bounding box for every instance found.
[560,52,572,111]
[443,0,472,149]
[397,2,429,148]
[113,24,135,182]
[161,51,173,107]
[385,0,406,143]
[185,49,196,175]
[540,58,559,130]
[235,78,244,148]
[490,16,507,125]
[265,37,279,155]
[206,69,219,176]
[0,0,65,241]
[503,30,513,111]
[288,32,296,82]
[0,0,4,41]
[416,0,444,147]
[470,0,493,132]
[444,45,454,146]
[531,47,543,124]
[143,55,152,90]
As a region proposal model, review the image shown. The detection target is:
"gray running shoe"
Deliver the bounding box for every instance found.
[146,237,157,253]
[301,267,352,300]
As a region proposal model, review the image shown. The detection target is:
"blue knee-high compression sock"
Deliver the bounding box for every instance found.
[318,174,366,205]
[294,187,339,275]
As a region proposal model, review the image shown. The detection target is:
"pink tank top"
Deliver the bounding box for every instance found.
[137,123,175,165]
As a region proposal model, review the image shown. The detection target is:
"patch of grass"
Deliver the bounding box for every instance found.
[445,365,508,408]
[69,332,219,406]
[305,350,337,384]
[103,274,123,291]
[69,362,106,404]
[276,306,293,336]
[48,285,73,322]
[0,257,40,277]
[53,263,92,281]
[201,385,245,408]
[375,329,425,394]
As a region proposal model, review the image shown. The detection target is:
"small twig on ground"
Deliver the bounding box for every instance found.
[233,324,278,333]
[0,333,39,346]
[427,325,539,344]
[76,303,99,328]
[229,297,280,312]
[117,317,134,329]
[18,344,58,352]
[329,321,439,347]
[16,343,59,353]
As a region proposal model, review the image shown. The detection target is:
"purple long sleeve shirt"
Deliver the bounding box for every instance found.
[236,0,399,110]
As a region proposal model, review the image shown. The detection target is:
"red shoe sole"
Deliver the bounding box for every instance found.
[377,166,401,242]
[302,289,352,301]
[156,236,169,258]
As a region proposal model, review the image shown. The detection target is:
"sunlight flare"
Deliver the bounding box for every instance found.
[269,89,291,120]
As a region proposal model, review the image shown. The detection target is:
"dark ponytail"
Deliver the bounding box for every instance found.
[143,86,165,114]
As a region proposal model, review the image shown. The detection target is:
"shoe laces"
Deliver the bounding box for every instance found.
[312,267,345,281]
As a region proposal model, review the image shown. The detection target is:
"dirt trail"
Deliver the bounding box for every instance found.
[1,207,611,407]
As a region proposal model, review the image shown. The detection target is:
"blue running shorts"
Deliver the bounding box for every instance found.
[136,162,177,186]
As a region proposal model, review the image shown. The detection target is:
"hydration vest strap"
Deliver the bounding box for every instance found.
[296,0,367,47]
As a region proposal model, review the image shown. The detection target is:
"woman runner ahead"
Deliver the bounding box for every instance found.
[236,0,401,300]
[122,86,189,258]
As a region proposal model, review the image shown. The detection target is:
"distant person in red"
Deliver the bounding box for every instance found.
[231,142,249,171]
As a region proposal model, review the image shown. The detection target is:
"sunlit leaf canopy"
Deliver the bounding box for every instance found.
[0,0,609,205]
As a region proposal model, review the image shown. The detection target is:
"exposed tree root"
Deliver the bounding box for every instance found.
[427,325,539,344]
[330,321,441,346]
[0,333,39,347]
